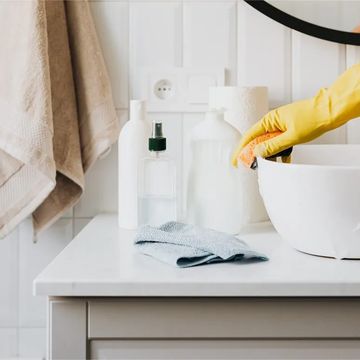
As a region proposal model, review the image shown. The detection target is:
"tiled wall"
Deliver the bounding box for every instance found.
[1,1,360,358]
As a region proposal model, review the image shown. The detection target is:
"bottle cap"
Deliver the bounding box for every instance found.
[149,122,166,151]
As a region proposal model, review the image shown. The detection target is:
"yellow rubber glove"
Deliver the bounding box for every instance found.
[232,63,360,167]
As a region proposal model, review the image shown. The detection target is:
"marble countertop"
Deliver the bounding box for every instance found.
[34,214,360,297]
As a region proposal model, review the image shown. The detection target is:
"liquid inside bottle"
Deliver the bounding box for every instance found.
[138,123,177,227]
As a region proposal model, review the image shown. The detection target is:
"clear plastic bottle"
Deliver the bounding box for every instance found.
[186,109,265,234]
[138,122,177,226]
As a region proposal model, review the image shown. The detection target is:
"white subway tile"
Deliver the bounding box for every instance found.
[0,329,17,358]
[18,219,73,328]
[183,2,237,85]
[129,2,182,98]
[129,2,181,67]
[18,328,46,359]
[74,111,127,217]
[90,1,129,109]
[0,230,18,328]
[238,1,291,108]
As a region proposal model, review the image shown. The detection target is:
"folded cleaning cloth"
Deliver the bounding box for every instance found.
[0,0,119,237]
[134,222,268,268]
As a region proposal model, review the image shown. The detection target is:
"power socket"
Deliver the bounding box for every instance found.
[135,67,225,112]
[154,79,175,100]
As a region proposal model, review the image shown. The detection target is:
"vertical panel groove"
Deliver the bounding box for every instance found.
[238,0,291,108]
[234,1,238,87]
[345,45,360,144]
[288,29,294,103]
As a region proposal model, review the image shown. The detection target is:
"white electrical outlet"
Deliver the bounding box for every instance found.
[153,79,175,100]
[134,67,225,112]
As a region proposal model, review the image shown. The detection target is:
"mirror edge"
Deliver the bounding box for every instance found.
[244,0,360,46]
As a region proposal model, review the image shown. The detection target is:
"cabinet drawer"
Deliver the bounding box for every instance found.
[90,339,360,359]
[88,298,360,339]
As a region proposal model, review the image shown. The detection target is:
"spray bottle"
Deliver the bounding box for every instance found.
[138,122,177,226]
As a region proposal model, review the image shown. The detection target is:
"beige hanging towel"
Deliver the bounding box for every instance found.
[0,0,119,237]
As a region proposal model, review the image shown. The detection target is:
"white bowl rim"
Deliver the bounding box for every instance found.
[257,144,360,171]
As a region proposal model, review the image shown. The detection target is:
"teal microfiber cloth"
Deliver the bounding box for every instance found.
[134,222,268,268]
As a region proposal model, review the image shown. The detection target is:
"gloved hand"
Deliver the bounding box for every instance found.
[232,63,360,167]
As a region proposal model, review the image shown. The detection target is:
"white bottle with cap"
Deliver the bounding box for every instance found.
[118,100,150,229]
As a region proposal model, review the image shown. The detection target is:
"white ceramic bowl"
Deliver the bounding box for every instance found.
[258,145,360,259]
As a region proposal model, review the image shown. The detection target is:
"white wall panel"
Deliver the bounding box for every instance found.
[292,31,346,144]
[346,46,360,144]
[75,110,127,217]
[292,31,345,100]
[183,2,237,85]
[346,45,360,68]
[75,144,119,217]
[129,2,182,99]
[19,219,73,328]
[238,1,291,108]
[90,1,129,109]
[18,328,46,359]
[0,230,18,328]
[0,329,17,358]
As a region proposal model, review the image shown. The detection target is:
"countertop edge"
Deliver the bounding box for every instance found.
[34,280,360,297]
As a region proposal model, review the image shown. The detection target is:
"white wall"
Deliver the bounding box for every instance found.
[0,1,359,358]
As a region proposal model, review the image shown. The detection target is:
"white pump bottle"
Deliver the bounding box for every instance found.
[118,100,150,229]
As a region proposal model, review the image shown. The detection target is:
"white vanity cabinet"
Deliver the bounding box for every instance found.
[90,340,360,360]
[35,215,360,359]
[49,298,360,359]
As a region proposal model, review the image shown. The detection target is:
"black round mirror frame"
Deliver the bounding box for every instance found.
[244,0,360,46]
